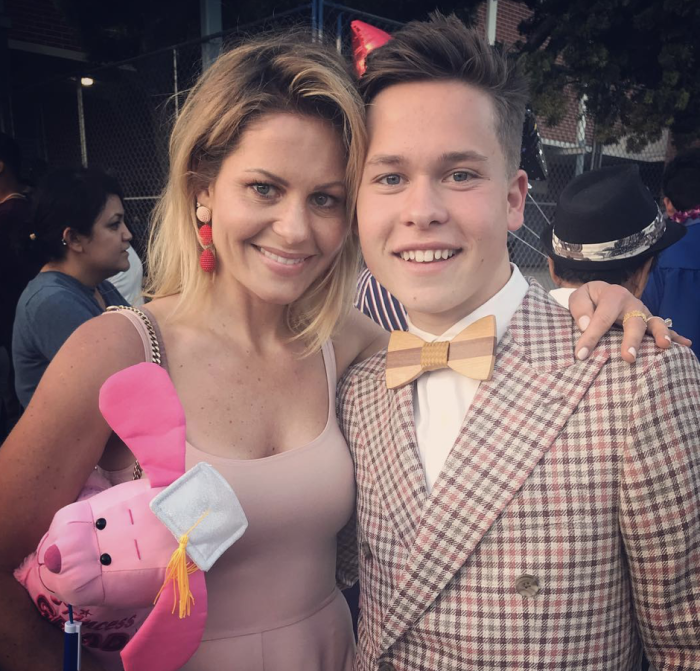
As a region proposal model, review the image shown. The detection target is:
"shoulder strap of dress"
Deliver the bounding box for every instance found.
[102,305,167,482]
[104,305,162,366]
[321,339,337,388]
[141,307,169,371]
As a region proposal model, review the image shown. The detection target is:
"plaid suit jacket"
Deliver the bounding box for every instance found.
[337,282,700,671]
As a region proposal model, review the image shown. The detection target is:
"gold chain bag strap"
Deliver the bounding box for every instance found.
[105,305,163,480]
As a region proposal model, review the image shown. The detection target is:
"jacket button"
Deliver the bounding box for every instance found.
[545,392,565,404]
[378,663,394,671]
[515,574,541,597]
[361,540,372,559]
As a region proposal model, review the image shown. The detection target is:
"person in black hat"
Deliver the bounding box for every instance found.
[542,164,686,309]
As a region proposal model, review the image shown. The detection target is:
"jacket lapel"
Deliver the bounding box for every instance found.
[355,373,427,549]
[379,284,610,652]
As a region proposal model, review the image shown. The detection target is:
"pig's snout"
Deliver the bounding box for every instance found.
[43,544,62,573]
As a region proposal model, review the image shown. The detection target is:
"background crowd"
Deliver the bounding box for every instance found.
[0,138,145,438]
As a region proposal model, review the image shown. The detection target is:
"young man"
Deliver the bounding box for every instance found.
[642,149,700,357]
[542,163,686,305]
[338,15,700,670]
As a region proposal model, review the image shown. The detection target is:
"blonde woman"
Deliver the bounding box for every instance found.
[0,34,380,671]
[0,30,676,671]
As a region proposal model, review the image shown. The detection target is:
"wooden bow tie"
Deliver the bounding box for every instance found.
[385,315,497,389]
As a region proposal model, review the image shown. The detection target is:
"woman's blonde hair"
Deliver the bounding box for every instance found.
[146,31,366,352]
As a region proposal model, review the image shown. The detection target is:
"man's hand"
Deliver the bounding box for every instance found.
[568,281,691,362]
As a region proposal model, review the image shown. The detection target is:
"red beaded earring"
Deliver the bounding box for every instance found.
[195,203,215,273]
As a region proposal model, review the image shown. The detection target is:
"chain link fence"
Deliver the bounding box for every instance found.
[11,2,672,288]
[11,5,315,258]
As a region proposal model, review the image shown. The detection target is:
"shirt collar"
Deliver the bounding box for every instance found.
[549,286,576,309]
[407,264,529,344]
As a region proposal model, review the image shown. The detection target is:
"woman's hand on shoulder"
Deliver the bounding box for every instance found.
[567,281,691,362]
[334,308,389,377]
[0,312,145,570]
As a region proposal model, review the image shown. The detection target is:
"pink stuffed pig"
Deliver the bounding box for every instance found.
[22,362,246,671]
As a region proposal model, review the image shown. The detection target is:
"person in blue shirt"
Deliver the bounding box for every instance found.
[12,168,132,407]
[642,149,700,358]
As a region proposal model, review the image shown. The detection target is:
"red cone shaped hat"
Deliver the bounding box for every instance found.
[351,20,392,76]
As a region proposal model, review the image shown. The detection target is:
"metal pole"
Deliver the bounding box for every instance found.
[311,0,317,40]
[485,0,498,45]
[591,139,603,170]
[173,47,180,118]
[76,80,88,168]
[336,12,343,54]
[318,0,324,40]
[575,95,587,176]
[200,0,222,70]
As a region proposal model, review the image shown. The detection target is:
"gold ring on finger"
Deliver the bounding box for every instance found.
[622,310,649,326]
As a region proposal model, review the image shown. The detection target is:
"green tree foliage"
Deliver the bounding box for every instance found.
[515,0,700,150]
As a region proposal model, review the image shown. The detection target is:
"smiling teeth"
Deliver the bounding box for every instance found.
[258,247,305,265]
[400,249,456,263]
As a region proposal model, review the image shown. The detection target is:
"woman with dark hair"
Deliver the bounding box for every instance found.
[12,167,132,407]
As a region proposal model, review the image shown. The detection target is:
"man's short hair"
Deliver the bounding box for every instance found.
[0,132,21,177]
[663,148,700,212]
[551,255,654,288]
[358,13,529,175]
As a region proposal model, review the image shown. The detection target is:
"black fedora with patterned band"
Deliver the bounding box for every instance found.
[540,164,686,270]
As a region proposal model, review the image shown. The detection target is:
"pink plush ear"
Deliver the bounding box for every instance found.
[120,571,207,671]
[99,363,186,487]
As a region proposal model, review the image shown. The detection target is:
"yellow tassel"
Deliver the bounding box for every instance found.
[154,509,210,618]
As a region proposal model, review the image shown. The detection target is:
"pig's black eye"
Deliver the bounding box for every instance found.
[100,553,112,565]
[95,518,107,530]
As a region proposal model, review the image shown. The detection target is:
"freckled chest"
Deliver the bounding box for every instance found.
[165,335,329,460]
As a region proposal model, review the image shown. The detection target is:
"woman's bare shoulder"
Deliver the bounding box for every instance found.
[333,309,389,378]
[0,313,148,568]
[139,295,180,320]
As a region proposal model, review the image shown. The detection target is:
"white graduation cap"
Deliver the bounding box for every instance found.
[150,462,248,571]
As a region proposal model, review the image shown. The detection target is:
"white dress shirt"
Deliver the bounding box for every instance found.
[549,287,576,310]
[407,265,529,493]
